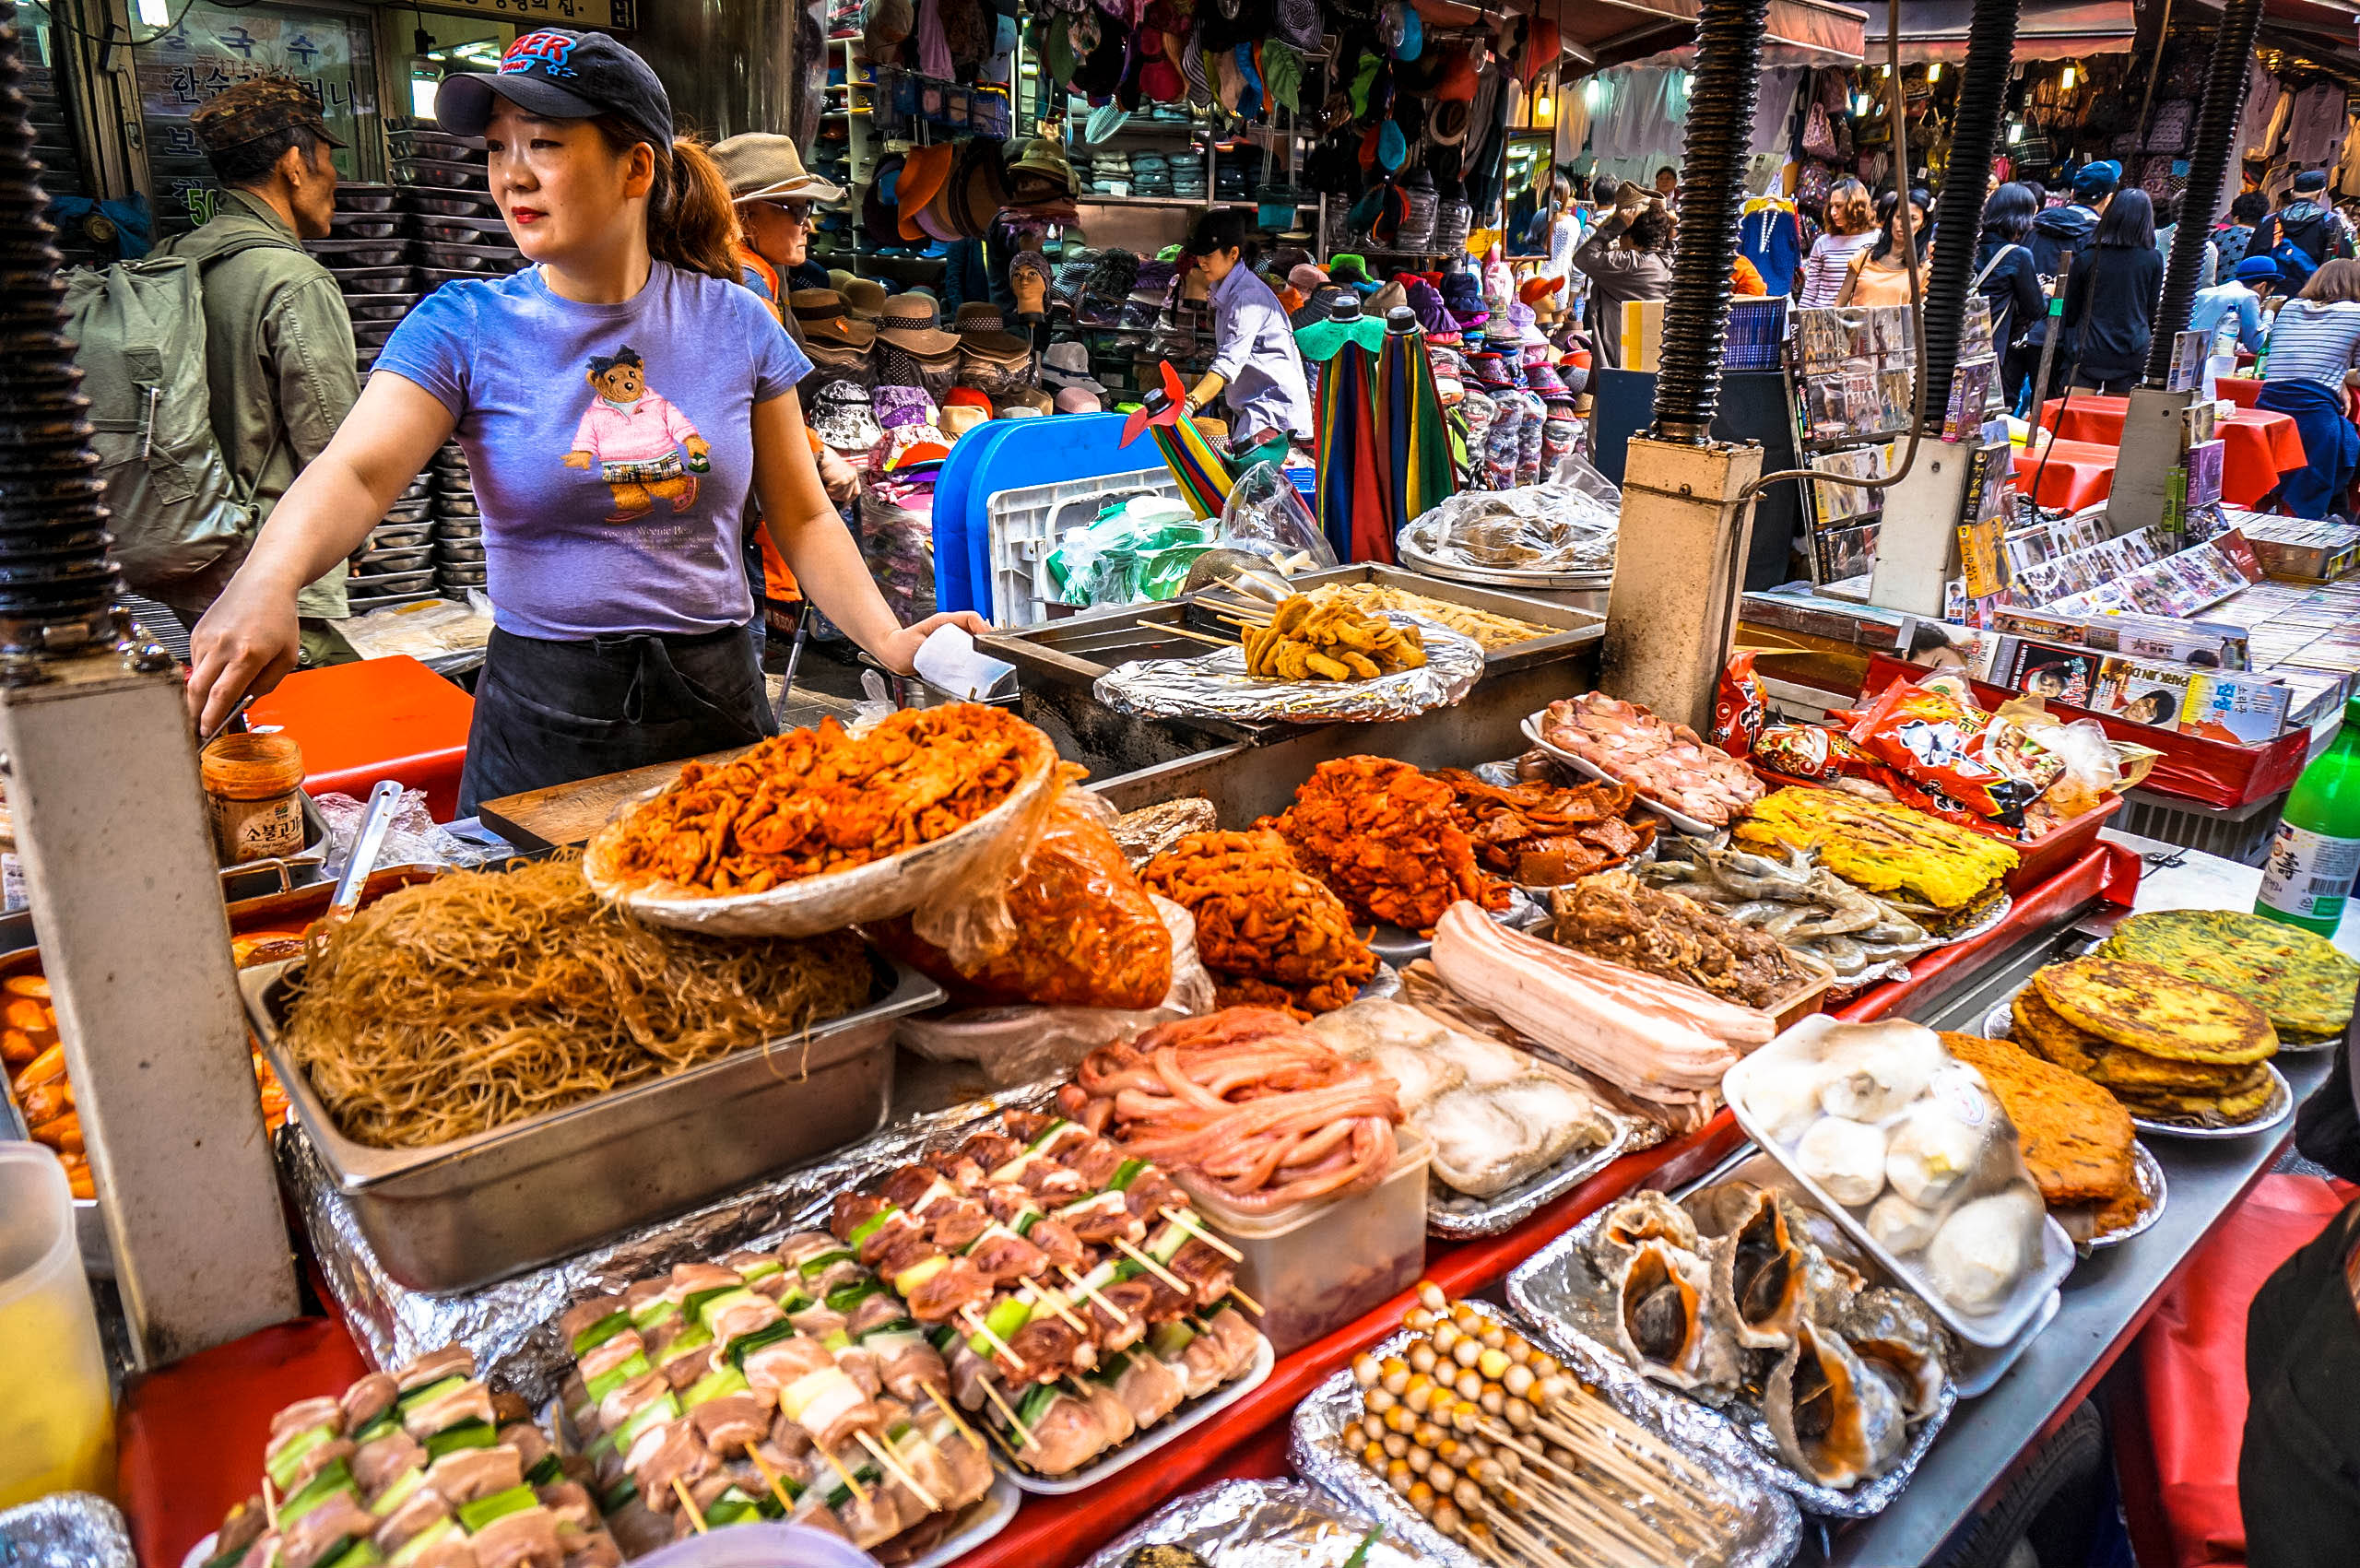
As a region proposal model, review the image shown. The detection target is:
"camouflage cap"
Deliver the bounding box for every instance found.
[191,73,347,153]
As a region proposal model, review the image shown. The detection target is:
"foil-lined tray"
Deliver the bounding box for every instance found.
[281,1080,1060,1404]
[1425,1102,1644,1239]
[1078,1479,1436,1568]
[1092,612,1485,724]
[1290,1300,1801,1568]
[0,1495,135,1568]
[1505,1149,1956,1518]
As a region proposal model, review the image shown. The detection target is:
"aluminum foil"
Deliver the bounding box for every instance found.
[1091,613,1484,724]
[1289,1300,1801,1568]
[0,1494,135,1568]
[1077,1479,1436,1568]
[282,1080,1059,1404]
[1504,1152,1956,1519]
[1424,1106,1640,1240]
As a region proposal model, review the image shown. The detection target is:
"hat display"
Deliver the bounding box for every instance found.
[842,277,888,321]
[790,289,878,348]
[1039,338,1105,395]
[1525,362,1570,397]
[939,404,989,439]
[872,383,939,430]
[807,375,885,453]
[1006,135,1078,202]
[1009,251,1054,316]
[956,302,1009,335]
[1055,385,1103,414]
[435,29,667,148]
[896,142,956,241]
[714,131,846,205]
[997,387,1054,417]
[876,292,961,356]
[946,137,1009,239]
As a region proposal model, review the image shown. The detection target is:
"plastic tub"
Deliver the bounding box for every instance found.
[631,1522,877,1568]
[1179,1126,1430,1356]
[0,1143,113,1507]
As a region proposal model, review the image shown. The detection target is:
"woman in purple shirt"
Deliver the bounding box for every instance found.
[183,30,983,810]
[1180,210,1314,470]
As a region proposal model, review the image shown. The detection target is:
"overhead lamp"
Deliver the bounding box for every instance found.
[136,0,171,28]
[2060,65,2076,90]
[1927,63,1941,81]
[411,77,439,119]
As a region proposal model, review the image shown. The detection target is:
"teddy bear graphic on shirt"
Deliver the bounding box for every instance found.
[561,344,712,522]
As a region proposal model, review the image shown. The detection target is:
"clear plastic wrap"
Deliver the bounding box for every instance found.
[1219,461,1339,571]
[1400,447,1621,575]
[1092,610,1484,723]
[893,894,1217,1085]
[857,480,938,623]
[867,776,1174,1008]
[1046,496,1216,610]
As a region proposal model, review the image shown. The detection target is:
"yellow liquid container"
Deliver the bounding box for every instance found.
[0,1142,113,1507]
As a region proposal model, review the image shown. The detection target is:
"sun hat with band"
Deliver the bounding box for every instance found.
[790,289,877,348]
[876,292,960,356]
[713,132,846,205]
[436,28,672,147]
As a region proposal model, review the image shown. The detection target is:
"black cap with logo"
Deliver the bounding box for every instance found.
[435,29,674,149]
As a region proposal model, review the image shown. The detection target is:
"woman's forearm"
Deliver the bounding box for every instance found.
[239,453,393,596]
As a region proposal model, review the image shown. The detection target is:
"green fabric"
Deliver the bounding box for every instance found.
[1293,313,1386,362]
[1261,41,1303,113]
[154,189,358,618]
[1235,432,1292,470]
[1042,17,1076,88]
[1350,50,1382,118]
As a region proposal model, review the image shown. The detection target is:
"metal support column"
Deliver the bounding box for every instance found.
[1600,438,1764,730]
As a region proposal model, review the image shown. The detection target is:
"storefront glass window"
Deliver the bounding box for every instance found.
[136,0,380,235]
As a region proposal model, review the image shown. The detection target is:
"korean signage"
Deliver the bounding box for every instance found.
[418,0,632,29]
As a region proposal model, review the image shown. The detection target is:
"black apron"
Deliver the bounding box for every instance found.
[457,622,774,816]
[2240,1197,2360,1567]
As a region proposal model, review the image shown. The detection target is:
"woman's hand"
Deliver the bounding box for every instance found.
[184,571,304,735]
[816,445,863,506]
[875,610,993,675]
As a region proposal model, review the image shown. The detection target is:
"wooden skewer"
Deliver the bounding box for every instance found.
[1213,612,1271,632]
[259,1476,279,1533]
[920,1382,986,1454]
[745,1446,801,1516]
[1020,1281,1092,1336]
[976,1378,1039,1452]
[671,1476,709,1534]
[855,1428,939,1512]
[1060,1265,1130,1326]
[1226,1285,1265,1318]
[1464,1495,1583,1568]
[1157,1206,1244,1262]
[1156,623,1239,649]
[1111,1237,1189,1295]
[1476,1417,1719,1542]
[816,1444,869,1504]
[960,1305,1027,1375]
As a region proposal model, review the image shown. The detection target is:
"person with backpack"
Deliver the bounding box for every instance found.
[2252,171,2356,290]
[180,29,986,809]
[102,76,357,660]
[2215,189,2272,273]
[1974,183,2047,407]
[2061,189,2165,395]
[2022,161,2117,399]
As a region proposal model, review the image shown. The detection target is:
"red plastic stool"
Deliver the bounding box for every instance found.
[248,655,475,822]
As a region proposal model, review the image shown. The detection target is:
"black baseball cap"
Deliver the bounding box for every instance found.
[435,29,674,148]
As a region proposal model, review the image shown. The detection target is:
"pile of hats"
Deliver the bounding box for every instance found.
[1440,268,1490,334]
[1131,149,1172,198]
[1004,136,1080,207]
[794,288,879,381]
[1089,149,1134,197]
[952,303,1036,396]
[1215,144,1259,203]
[1039,340,1106,415]
[1171,147,1207,201]
[864,137,1011,247]
[875,292,962,399]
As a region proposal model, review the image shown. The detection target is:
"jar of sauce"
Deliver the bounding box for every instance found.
[201,733,306,865]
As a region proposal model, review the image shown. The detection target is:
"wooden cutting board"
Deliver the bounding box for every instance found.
[476,747,750,850]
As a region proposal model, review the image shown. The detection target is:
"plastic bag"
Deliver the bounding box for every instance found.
[1712,651,1764,758]
[869,772,1174,1008]
[1399,447,1619,574]
[314,788,509,871]
[1219,461,1339,571]
[893,895,1216,1085]
[1045,495,1217,609]
[1846,678,2042,827]
[1990,692,2159,835]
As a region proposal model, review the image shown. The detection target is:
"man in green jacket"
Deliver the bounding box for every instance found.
[154,75,357,664]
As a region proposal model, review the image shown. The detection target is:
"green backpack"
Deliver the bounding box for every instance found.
[62,235,286,595]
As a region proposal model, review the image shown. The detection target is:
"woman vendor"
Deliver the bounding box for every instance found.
[183,29,984,811]
[1180,208,1314,469]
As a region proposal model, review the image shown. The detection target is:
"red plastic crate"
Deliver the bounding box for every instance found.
[247,656,475,821]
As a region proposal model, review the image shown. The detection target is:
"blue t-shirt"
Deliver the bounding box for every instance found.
[376,262,809,642]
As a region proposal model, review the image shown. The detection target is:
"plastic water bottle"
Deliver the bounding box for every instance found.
[2256,692,2360,936]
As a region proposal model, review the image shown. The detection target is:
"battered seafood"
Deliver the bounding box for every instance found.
[1539,691,1765,827]
[1140,830,1376,1018]
[1260,757,1509,936]
[1548,870,1814,1010]
[1736,787,2019,934]
[1640,838,1939,982]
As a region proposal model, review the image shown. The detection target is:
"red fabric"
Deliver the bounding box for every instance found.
[2218,375,2262,408]
[2118,1175,2354,1568]
[117,1315,374,1568]
[247,655,476,822]
[2036,395,2307,507]
[2013,438,2119,511]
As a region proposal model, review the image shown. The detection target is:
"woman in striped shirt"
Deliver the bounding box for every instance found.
[2258,259,2360,518]
[1798,179,1878,308]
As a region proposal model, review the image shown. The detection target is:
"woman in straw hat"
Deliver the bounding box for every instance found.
[183,29,985,810]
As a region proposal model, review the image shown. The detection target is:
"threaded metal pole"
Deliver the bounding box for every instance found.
[1646,0,1766,444]
[1917,0,2019,428]
[2144,0,2263,385]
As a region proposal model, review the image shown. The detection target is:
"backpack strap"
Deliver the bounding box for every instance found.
[162,228,309,515]
[1970,243,2023,291]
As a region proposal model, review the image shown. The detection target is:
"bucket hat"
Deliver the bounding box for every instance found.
[808,375,885,452]
[876,292,961,355]
[790,289,878,348]
[714,132,846,205]
[1039,338,1105,394]
[1055,385,1103,414]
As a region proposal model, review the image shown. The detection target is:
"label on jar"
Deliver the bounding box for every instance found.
[1,853,24,914]
[208,791,305,865]
[2258,821,2360,921]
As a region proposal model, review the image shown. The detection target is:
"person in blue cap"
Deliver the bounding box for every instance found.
[2022,161,2118,399]
[2189,255,2282,356]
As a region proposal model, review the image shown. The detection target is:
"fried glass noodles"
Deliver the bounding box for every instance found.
[282,857,873,1149]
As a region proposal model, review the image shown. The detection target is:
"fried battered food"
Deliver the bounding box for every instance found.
[1141,830,1377,1018]
[1550,871,1811,1009]
[2098,910,2360,1043]
[2011,976,2281,1130]
[2031,958,2277,1065]
[1434,769,1658,884]
[283,857,874,1149]
[1243,593,1428,681]
[1735,786,2019,920]
[598,704,1051,896]
[1318,583,1551,650]
[1940,1032,2135,1208]
[1260,757,1510,935]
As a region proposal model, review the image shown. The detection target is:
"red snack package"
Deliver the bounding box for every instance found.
[1712,653,1764,758]
[1845,678,2035,827]
[1753,724,1876,781]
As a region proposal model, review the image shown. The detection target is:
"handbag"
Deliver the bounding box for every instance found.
[1802,100,1839,159]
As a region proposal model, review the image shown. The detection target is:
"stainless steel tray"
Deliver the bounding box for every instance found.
[1980,1000,2296,1140]
[1289,1300,1802,1568]
[1506,1147,1957,1517]
[242,949,942,1292]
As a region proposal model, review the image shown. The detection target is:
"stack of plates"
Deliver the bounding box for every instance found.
[389,123,523,293]
[347,473,439,612]
[321,184,417,370]
[431,442,486,598]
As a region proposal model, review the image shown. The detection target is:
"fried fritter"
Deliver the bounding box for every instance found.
[2098,910,2360,1041]
[1941,1032,2134,1208]
[1734,786,2018,913]
[1140,829,1376,1019]
[2032,958,2278,1065]
[2012,991,2248,1091]
[1243,593,1428,682]
[1259,757,1509,935]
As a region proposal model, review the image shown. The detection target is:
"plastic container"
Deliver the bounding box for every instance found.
[0,1143,113,1507]
[985,466,1181,627]
[201,732,307,865]
[1179,1126,1430,1356]
[631,1521,879,1568]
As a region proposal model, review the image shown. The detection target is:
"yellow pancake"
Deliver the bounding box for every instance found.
[2031,958,2277,1065]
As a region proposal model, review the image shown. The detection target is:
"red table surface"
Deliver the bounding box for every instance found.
[2038,395,2306,509]
[2012,438,2119,512]
[2217,375,2261,409]
[112,844,2139,1568]
[246,655,475,823]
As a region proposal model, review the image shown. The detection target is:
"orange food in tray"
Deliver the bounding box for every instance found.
[7,930,302,1199]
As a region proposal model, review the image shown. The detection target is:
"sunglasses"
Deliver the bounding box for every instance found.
[761,199,817,226]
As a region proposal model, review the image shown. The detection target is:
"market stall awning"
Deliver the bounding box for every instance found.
[1873,0,2138,62]
[1545,0,1869,71]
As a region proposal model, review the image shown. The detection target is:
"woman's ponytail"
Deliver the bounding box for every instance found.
[592,117,741,284]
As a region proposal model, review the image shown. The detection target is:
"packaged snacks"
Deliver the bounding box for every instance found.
[1712,651,1766,758]
[1846,678,2042,828]
[867,772,1173,1009]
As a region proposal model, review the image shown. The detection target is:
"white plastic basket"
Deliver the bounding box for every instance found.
[985,466,1183,628]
